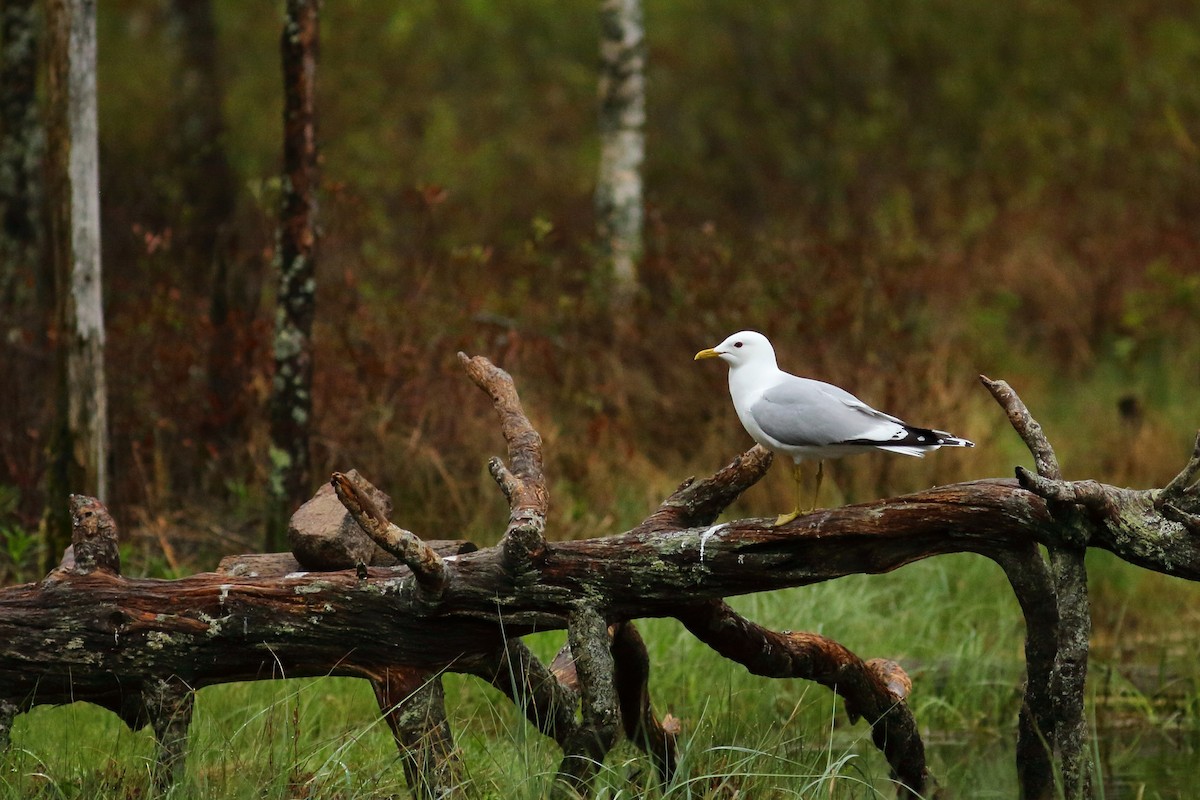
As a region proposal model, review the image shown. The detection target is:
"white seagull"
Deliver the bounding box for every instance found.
[695,330,974,525]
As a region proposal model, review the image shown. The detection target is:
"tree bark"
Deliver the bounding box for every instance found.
[266,0,320,551]
[595,0,645,313]
[163,0,251,448]
[44,0,108,570]
[982,376,1094,798]
[0,0,42,313]
[164,0,236,275]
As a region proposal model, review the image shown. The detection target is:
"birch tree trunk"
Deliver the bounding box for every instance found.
[595,0,645,313]
[0,0,42,314]
[44,0,107,569]
[266,0,319,551]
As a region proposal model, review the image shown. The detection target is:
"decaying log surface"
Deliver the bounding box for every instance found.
[1,354,1198,799]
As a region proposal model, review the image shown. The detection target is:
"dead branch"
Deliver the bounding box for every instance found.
[459,352,548,569]
[980,376,1062,480]
[1,357,1198,799]
[331,471,447,597]
[675,600,928,798]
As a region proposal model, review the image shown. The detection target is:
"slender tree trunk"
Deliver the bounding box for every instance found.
[163,0,248,447]
[0,0,42,314]
[266,0,319,551]
[43,0,107,570]
[164,0,236,272]
[595,0,645,313]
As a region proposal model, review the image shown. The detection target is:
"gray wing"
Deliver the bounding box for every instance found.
[749,376,904,447]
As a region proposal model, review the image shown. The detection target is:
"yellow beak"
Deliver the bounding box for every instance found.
[694,347,721,361]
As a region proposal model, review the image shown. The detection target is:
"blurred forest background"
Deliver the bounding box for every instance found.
[2,0,1199,574]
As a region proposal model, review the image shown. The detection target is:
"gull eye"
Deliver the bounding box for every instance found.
[733,341,743,348]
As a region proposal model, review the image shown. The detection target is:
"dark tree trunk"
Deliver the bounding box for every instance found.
[43,0,107,570]
[0,0,42,312]
[163,0,249,448]
[266,0,319,551]
[0,0,48,522]
[164,0,236,277]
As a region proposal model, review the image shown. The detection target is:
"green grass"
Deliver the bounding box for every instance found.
[0,556,1099,800]
[7,553,1199,798]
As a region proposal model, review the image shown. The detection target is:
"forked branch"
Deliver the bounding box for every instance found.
[459,352,549,567]
[3,357,1199,800]
[331,471,447,596]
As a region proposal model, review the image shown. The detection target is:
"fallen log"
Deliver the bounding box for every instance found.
[0,353,1196,800]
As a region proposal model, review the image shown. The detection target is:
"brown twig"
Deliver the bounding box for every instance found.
[330,472,447,597]
[634,444,774,533]
[459,353,549,567]
[980,376,1062,480]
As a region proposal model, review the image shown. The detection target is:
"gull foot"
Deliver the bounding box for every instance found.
[774,510,800,526]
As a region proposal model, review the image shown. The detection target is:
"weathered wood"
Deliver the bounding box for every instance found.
[370,667,459,800]
[3,356,1199,798]
[983,375,1094,799]
[463,639,580,746]
[64,493,120,574]
[555,606,620,797]
[331,471,447,597]
[215,543,477,578]
[990,545,1058,800]
[0,478,1056,793]
[459,352,549,569]
[145,676,195,791]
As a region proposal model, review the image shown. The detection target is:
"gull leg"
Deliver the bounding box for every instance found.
[774,462,805,526]
[811,461,824,512]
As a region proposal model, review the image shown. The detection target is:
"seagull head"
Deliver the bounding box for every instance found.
[694,330,778,369]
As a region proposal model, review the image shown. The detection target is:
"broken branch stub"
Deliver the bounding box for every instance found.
[65,494,121,575]
[980,375,1062,480]
[458,352,549,567]
[331,471,447,597]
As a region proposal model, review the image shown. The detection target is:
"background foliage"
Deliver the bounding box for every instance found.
[1,0,1200,795]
